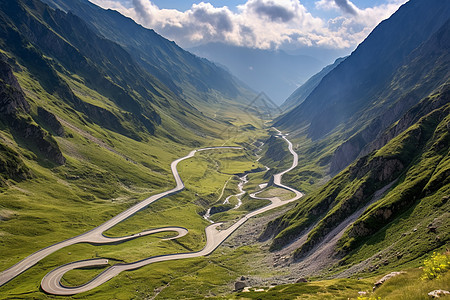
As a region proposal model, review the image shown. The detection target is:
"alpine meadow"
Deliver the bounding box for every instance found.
[0,0,448,299]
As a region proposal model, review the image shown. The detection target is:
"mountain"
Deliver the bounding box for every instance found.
[40,0,255,111]
[329,18,450,173]
[0,0,233,144]
[281,57,347,112]
[259,0,450,279]
[189,43,325,104]
[0,0,449,297]
[275,0,450,141]
[0,0,270,297]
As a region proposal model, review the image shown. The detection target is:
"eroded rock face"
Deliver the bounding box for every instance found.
[0,55,65,165]
[0,55,30,115]
[37,107,65,136]
[330,85,450,175]
[12,119,66,165]
[234,281,247,291]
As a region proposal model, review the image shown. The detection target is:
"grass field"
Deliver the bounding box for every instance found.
[0,106,272,299]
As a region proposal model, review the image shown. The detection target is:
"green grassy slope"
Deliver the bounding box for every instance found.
[0,0,272,298]
[263,87,449,273]
[41,0,257,113]
[273,2,450,189]
[264,8,450,248]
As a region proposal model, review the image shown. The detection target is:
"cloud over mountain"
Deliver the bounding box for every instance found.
[90,0,406,50]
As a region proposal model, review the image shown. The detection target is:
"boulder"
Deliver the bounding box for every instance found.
[428,290,450,298]
[234,281,247,291]
[373,271,405,290]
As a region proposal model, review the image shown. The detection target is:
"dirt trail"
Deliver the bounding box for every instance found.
[271,180,396,279]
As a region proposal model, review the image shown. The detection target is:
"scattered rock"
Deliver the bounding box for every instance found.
[396,252,403,259]
[234,281,247,291]
[413,228,418,232]
[428,290,450,298]
[240,276,246,281]
[428,225,438,233]
[373,271,405,290]
[296,278,308,283]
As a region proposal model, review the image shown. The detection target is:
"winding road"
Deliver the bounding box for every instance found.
[1,130,303,296]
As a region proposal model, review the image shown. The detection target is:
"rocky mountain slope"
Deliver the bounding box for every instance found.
[276,0,449,141]
[0,1,264,298]
[281,57,346,112]
[263,0,449,278]
[41,0,255,110]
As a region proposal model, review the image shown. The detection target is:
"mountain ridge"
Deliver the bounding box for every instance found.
[258,0,450,283]
[41,0,255,109]
[275,0,450,141]
[281,56,347,112]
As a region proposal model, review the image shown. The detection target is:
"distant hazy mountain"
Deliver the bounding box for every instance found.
[189,43,325,104]
[281,57,347,112]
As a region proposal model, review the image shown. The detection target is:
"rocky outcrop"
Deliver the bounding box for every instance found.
[10,118,66,165]
[0,54,29,115]
[233,278,248,291]
[0,141,32,186]
[37,107,64,136]
[0,55,65,165]
[428,290,450,298]
[373,271,405,290]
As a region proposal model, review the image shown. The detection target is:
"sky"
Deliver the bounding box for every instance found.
[89,0,408,51]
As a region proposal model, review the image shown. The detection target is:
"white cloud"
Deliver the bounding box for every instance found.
[88,0,407,50]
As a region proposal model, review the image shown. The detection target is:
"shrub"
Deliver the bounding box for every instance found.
[421,251,450,280]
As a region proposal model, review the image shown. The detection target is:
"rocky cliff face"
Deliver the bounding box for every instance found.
[37,108,64,137]
[337,104,450,253]
[291,155,405,259]
[0,55,29,115]
[360,85,450,158]
[0,55,65,165]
